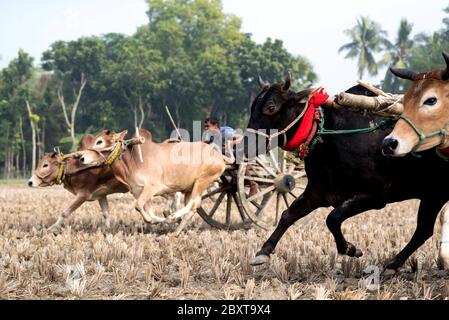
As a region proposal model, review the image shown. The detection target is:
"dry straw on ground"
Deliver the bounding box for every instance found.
[0,184,448,300]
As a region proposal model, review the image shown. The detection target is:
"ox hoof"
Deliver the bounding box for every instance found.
[152,216,166,224]
[344,243,363,258]
[47,225,62,235]
[354,249,364,258]
[142,218,153,224]
[168,216,181,224]
[250,255,270,267]
[385,258,404,272]
[382,268,398,278]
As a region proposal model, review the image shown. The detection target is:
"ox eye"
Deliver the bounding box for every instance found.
[96,140,103,145]
[43,164,49,168]
[265,105,277,114]
[423,97,437,106]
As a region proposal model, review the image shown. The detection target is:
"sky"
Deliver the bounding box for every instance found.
[0,0,448,94]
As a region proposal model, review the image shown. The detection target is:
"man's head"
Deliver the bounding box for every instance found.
[204,117,220,131]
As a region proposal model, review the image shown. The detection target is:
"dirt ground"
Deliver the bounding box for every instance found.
[0,184,448,300]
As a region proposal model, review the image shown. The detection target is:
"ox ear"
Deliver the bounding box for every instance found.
[78,134,95,150]
[112,130,128,142]
[442,52,449,80]
[283,72,292,91]
[390,67,418,81]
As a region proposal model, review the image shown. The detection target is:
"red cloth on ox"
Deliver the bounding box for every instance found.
[282,88,329,152]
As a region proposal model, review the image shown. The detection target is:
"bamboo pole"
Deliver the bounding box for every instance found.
[135,127,144,163]
[357,80,389,97]
[165,106,182,141]
[321,81,404,116]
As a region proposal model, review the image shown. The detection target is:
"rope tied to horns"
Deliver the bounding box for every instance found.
[54,147,65,185]
[105,141,123,166]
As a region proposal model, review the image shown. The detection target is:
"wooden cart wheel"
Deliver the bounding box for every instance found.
[197,165,253,230]
[237,149,307,230]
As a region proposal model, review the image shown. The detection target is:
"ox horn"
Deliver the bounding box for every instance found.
[258,75,269,89]
[283,71,292,91]
[442,52,449,80]
[389,67,418,81]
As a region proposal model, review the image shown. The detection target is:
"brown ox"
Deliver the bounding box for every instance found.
[78,129,225,235]
[28,130,129,231]
[382,52,449,157]
[383,52,449,268]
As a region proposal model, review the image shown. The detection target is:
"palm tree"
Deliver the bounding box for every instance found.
[408,31,449,74]
[381,19,414,92]
[339,16,390,80]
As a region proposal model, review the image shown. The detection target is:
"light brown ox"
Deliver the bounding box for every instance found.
[384,52,449,269]
[383,52,449,157]
[78,129,226,235]
[28,130,131,231]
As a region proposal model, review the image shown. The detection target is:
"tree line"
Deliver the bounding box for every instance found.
[339,5,449,93]
[2,0,449,179]
[0,0,316,178]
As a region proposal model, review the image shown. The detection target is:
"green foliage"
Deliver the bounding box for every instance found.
[408,32,449,73]
[339,16,391,80]
[341,7,449,95]
[59,133,86,148]
[380,19,415,93]
[0,0,316,176]
[403,6,449,84]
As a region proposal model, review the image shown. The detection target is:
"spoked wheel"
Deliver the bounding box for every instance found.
[238,149,307,230]
[197,165,253,230]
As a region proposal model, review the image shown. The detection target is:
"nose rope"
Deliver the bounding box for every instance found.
[398,115,449,153]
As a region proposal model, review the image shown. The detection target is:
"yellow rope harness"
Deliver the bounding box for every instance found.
[105,142,122,166]
[55,152,65,185]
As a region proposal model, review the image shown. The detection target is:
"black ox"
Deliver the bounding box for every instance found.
[246,75,449,272]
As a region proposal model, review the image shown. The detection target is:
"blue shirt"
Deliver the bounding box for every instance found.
[220,127,236,145]
[203,126,236,147]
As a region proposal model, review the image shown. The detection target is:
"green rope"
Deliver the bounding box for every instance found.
[311,108,449,159]
[316,107,395,137]
[308,107,395,153]
[399,115,449,153]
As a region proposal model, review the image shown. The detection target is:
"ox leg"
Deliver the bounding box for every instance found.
[48,195,87,232]
[135,187,166,223]
[174,192,184,212]
[440,203,449,270]
[175,192,194,236]
[173,175,218,235]
[326,194,385,258]
[99,197,111,229]
[162,195,174,218]
[172,177,214,221]
[251,190,324,266]
[386,197,446,271]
